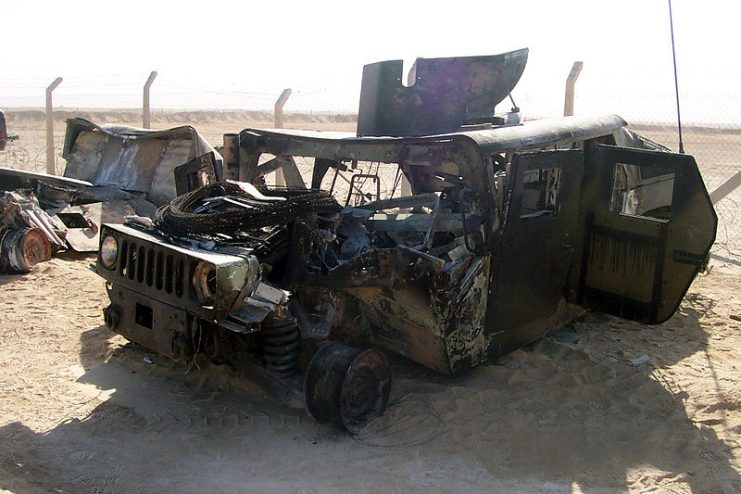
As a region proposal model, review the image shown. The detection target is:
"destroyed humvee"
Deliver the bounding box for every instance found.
[95,49,717,430]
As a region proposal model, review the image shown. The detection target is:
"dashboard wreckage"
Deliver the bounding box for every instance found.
[93,49,717,430]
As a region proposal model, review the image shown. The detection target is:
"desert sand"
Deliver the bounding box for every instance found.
[0,111,739,493]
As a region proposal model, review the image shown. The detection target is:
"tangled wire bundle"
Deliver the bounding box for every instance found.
[156,182,340,236]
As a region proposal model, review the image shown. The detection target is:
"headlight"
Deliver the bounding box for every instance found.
[193,261,217,304]
[100,235,118,269]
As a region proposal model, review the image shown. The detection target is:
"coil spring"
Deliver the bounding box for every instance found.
[262,315,300,376]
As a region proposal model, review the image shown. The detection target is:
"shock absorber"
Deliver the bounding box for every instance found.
[262,314,300,376]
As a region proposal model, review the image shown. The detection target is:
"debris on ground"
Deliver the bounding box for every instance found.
[0,118,221,273]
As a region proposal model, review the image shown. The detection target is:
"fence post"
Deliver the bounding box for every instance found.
[143,71,158,129]
[274,88,292,129]
[709,170,741,205]
[45,77,63,175]
[222,133,240,181]
[563,61,583,117]
[274,88,292,186]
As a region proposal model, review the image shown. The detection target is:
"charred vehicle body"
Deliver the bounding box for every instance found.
[95,49,717,430]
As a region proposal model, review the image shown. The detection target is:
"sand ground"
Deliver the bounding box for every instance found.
[0,112,739,493]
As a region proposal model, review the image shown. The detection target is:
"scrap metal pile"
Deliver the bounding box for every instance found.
[0,190,58,272]
[0,118,220,273]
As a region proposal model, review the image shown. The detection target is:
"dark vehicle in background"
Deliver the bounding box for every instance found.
[94,49,717,430]
[0,110,8,151]
[0,110,18,151]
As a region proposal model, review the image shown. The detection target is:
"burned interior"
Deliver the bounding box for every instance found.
[93,49,718,430]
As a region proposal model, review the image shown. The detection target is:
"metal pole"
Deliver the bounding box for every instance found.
[709,170,741,205]
[45,77,63,175]
[563,62,583,117]
[222,133,240,181]
[668,0,684,154]
[274,88,292,129]
[274,88,292,186]
[143,71,158,129]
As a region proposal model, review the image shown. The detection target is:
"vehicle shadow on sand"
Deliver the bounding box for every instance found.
[373,293,740,493]
[0,294,739,493]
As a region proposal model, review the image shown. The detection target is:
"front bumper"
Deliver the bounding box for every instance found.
[105,284,190,360]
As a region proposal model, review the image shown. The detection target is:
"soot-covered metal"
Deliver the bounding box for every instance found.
[95,50,717,430]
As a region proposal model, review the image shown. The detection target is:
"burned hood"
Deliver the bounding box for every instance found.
[61,118,222,205]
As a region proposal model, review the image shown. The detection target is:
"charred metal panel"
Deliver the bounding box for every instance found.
[459,114,627,155]
[149,139,207,204]
[222,134,241,181]
[62,129,108,182]
[584,226,659,305]
[487,150,583,358]
[0,166,92,193]
[63,119,222,205]
[357,49,528,136]
[301,246,444,289]
[572,145,717,324]
[238,129,491,199]
[93,136,165,193]
[105,284,189,359]
[337,254,490,375]
[174,152,219,196]
[443,256,491,374]
[344,286,451,374]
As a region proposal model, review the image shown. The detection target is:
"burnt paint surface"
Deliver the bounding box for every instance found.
[487,150,584,358]
[357,49,528,136]
[96,118,717,379]
[573,145,717,323]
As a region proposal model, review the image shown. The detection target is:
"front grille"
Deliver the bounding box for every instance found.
[118,238,192,298]
[99,224,253,322]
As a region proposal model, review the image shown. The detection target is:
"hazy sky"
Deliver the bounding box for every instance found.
[2,0,739,123]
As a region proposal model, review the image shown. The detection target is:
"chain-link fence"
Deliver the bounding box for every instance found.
[1,78,738,260]
[556,89,741,262]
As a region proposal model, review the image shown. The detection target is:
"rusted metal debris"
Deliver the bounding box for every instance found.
[0,190,59,273]
[62,119,221,204]
[0,119,220,273]
[94,49,717,430]
[0,227,51,273]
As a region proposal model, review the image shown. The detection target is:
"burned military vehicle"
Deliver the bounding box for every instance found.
[95,49,717,430]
